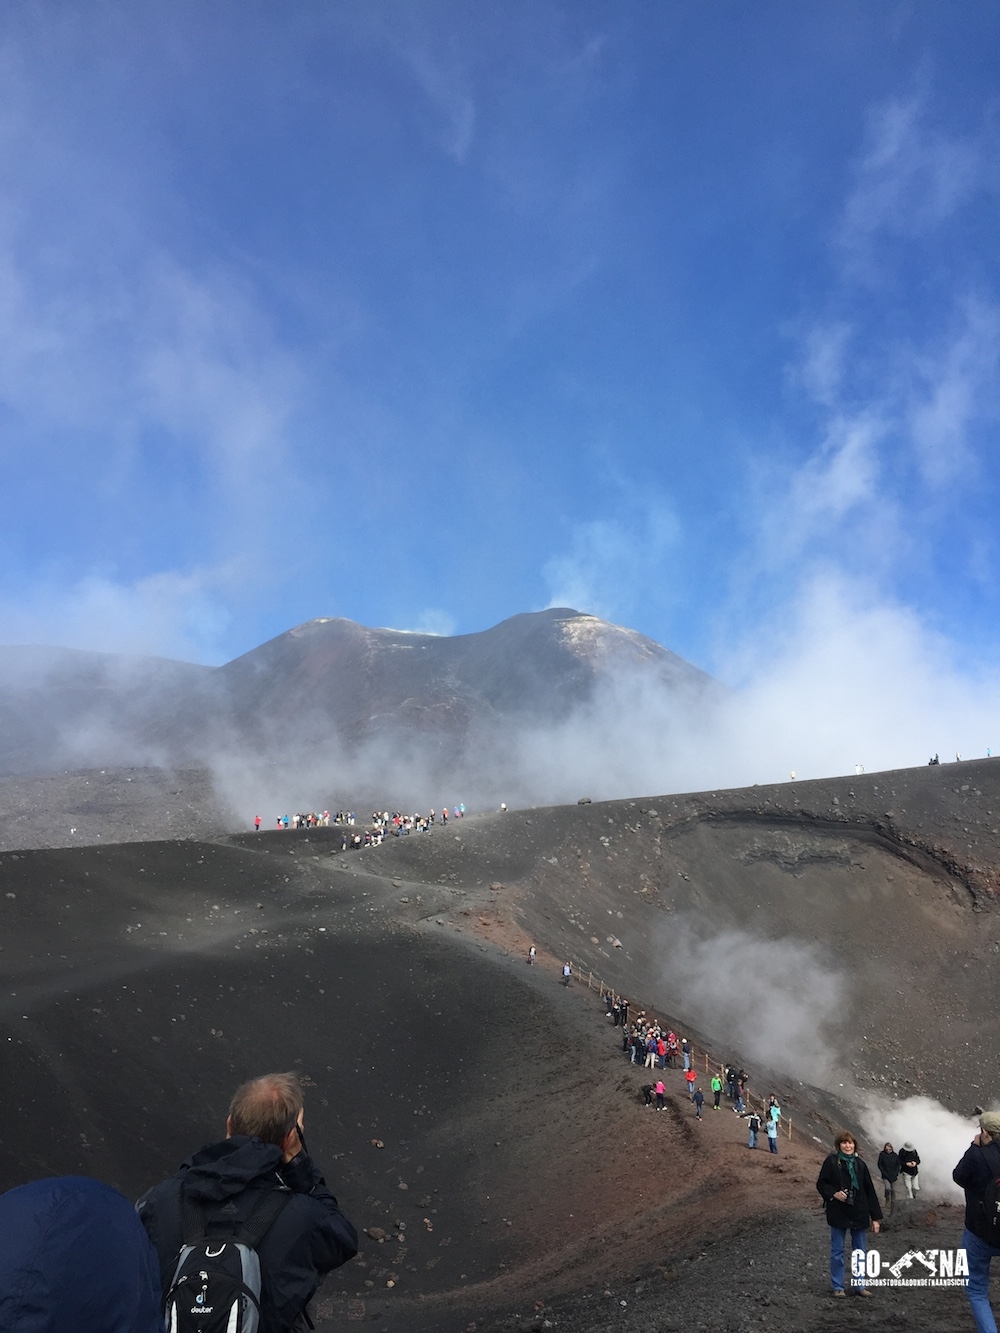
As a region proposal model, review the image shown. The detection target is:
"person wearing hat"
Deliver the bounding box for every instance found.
[953,1111,1000,1333]
[816,1130,882,1297]
[898,1141,921,1196]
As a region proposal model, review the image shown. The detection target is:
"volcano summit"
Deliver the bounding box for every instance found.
[0,608,716,846]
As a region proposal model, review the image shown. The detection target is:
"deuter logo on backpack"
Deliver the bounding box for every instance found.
[189,1266,215,1315]
[165,1190,291,1333]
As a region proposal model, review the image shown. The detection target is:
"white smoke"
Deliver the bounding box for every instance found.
[649,919,983,1206]
[484,573,1000,810]
[861,1094,977,1204]
[654,918,845,1087]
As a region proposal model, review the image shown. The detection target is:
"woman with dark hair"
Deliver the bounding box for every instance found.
[877,1142,900,1208]
[816,1131,883,1297]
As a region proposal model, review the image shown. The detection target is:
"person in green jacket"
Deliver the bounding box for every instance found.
[711,1074,723,1110]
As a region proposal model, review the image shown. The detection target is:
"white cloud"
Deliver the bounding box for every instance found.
[777,296,1000,574]
[380,19,477,162]
[799,321,852,407]
[482,569,1000,815]
[840,94,985,268]
[787,410,885,529]
[0,569,231,661]
[712,572,1000,781]
[543,499,680,620]
[906,298,1000,487]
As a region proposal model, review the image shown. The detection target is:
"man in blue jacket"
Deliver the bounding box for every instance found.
[954,1110,1000,1333]
[0,1175,163,1332]
[138,1071,358,1332]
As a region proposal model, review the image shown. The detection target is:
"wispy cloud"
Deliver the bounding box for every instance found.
[905,297,1000,486]
[372,10,478,162]
[0,569,230,660]
[0,74,310,661]
[796,321,851,407]
[839,93,987,271]
[769,85,999,582]
[543,496,679,621]
[787,409,886,530]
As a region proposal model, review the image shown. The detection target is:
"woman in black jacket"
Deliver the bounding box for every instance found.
[877,1142,901,1208]
[816,1130,883,1297]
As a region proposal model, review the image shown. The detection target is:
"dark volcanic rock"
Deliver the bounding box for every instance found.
[2,760,999,1331]
[0,766,234,852]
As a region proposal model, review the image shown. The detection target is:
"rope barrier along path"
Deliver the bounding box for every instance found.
[583,964,795,1142]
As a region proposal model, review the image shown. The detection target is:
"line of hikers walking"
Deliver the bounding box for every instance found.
[601,990,787,1150]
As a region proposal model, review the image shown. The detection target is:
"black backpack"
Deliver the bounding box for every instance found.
[979,1144,1000,1244]
[164,1187,292,1333]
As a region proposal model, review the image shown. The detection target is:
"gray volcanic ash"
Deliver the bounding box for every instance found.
[2,758,998,1330]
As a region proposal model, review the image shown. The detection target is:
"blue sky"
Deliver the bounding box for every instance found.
[0,1,997,692]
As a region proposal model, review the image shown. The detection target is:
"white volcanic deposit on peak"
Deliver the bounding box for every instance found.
[556,611,669,663]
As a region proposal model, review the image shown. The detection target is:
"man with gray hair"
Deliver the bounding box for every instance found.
[138,1072,357,1332]
[953,1110,1000,1333]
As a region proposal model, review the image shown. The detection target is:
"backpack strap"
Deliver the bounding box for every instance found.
[980,1142,1000,1177]
[181,1189,210,1245]
[237,1187,293,1250]
[179,1185,293,1249]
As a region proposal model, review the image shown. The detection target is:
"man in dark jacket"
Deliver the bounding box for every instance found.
[816,1130,882,1297]
[953,1110,1000,1333]
[0,1175,163,1333]
[138,1071,357,1332]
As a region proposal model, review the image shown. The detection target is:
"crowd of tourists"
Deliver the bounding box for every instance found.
[598,979,1000,1326]
[603,991,784,1147]
[254,805,467,837]
[255,812,330,830]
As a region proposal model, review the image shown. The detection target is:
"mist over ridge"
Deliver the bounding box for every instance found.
[1,589,997,828]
